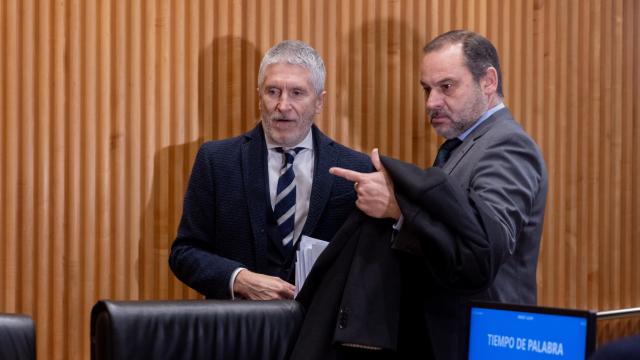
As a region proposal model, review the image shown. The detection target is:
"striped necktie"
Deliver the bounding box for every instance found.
[274,147,305,249]
[433,138,463,168]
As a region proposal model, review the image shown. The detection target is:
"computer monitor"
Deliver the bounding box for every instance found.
[467,301,597,360]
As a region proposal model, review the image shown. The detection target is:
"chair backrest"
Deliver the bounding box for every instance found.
[0,313,36,360]
[91,299,303,360]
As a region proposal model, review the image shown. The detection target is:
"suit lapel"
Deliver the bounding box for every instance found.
[301,126,336,237]
[241,124,270,270]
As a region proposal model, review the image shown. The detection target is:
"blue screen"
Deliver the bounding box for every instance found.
[468,307,589,359]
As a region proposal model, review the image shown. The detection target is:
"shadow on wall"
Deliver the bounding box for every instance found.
[137,36,261,299]
[336,18,425,163]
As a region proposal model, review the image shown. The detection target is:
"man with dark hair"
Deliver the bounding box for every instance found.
[169,40,371,300]
[424,29,504,97]
[331,30,548,358]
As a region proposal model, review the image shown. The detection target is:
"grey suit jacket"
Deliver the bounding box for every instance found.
[395,107,547,302]
[449,107,547,303]
[390,107,548,359]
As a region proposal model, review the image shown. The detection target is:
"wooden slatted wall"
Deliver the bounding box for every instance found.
[1,0,638,358]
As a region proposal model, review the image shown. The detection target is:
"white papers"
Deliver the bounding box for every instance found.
[294,235,328,296]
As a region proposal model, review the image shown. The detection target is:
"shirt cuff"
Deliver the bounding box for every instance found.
[229,267,246,300]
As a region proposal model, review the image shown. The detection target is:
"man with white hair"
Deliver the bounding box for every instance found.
[170,40,371,300]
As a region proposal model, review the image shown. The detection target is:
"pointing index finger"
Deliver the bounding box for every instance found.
[329,167,365,183]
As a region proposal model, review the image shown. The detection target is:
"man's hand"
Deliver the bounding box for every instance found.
[233,269,296,300]
[330,148,401,220]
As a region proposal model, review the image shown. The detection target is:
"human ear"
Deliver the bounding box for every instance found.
[481,67,498,95]
[315,90,327,114]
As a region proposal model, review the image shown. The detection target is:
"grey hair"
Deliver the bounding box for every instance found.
[258,40,326,95]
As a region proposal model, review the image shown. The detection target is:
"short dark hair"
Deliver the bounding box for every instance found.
[423,30,503,97]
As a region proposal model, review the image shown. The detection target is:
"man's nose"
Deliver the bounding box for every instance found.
[426,91,443,110]
[276,93,292,112]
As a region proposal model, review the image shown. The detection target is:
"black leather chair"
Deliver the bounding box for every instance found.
[0,313,36,360]
[91,300,303,360]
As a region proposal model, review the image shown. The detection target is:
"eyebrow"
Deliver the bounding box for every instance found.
[421,77,456,87]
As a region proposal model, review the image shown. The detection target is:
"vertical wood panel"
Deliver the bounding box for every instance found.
[1,0,639,358]
[20,0,36,331]
[0,0,4,314]
[52,1,66,357]
[2,0,20,315]
[588,0,603,311]
[633,0,640,312]
[66,1,82,357]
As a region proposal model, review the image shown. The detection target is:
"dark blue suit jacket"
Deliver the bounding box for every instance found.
[169,123,372,299]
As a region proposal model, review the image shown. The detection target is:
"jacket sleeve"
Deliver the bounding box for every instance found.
[168,144,243,299]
